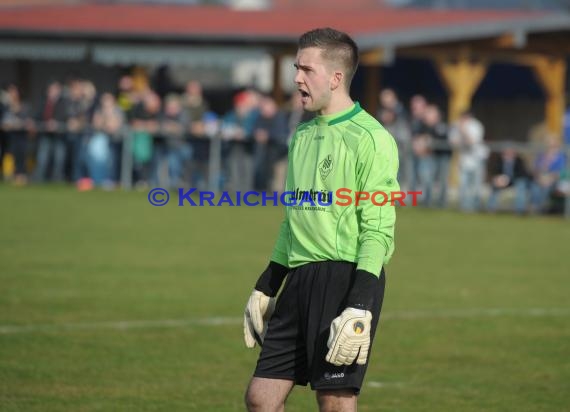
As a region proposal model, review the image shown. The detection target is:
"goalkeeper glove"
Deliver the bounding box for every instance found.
[326,307,372,366]
[243,290,276,348]
[243,261,288,348]
[326,269,379,366]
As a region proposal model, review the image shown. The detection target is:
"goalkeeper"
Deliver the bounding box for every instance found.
[244,27,399,412]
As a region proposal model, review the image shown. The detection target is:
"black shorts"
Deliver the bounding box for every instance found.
[253,261,386,393]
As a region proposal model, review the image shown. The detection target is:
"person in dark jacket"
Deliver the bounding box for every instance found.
[487,145,530,214]
[252,94,288,192]
[33,80,68,182]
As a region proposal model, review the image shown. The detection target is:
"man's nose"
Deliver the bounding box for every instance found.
[294,70,302,85]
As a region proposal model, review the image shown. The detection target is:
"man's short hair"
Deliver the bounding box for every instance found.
[298,27,359,88]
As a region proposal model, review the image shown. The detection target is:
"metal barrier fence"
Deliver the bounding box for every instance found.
[117,130,570,218]
[1,123,569,217]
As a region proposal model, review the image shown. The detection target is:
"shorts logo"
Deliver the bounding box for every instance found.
[324,372,345,380]
[319,154,333,182]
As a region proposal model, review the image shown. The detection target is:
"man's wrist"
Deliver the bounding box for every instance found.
[346,270,379,311]
[254,261,289,297]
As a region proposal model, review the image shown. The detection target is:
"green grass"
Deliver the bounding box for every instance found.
[1,185,569,411]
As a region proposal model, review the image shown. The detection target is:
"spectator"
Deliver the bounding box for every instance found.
[487,145,530,214]
[529,135,566,213]
[275,92,313,193]
[423,104,450,207]
[182,80,211,188]
[411,107,435,207]
[92,92,125,187]
[564,105,570,146]
[130,91,161,188]
[1,84,33,185]
[65,78,93,183]
[116,75,137,121]
[32,80,68,183]
[0,87,8,178]
[221,90,259,192]
[450,109,489,212]
[285,91,313,144]
[379,108,411,190]
[378,88,406,119]
[183,80,210,135]
[160,93,191,188]
[253,94,288,191]
[409,94,428,191]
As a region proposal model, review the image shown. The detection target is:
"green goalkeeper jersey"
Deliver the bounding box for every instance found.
[270,102,400,277]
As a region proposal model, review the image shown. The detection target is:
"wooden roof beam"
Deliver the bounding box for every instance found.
[360,46,395,66]
[493,30,526,49]
[527,56,566,137]
[433,48,488,122]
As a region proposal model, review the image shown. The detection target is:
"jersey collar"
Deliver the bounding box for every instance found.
[315,102,362,126]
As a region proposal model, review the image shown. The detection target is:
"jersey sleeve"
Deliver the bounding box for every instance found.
[355,127,399,276]
[270,220,290,267]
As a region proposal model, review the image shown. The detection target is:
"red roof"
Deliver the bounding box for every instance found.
[0,4,552,41]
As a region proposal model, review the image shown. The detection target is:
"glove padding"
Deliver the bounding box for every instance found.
[243,290,276,348]
[326,307,372,366]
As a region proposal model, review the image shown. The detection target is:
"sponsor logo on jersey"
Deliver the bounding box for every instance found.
[292,187,332,205]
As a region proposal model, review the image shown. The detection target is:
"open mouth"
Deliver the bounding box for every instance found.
[299,89,310,104]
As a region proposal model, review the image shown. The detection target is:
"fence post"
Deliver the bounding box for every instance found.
[208,133,221,193]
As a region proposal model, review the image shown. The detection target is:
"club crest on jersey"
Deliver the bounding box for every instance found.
[319,154,333,182]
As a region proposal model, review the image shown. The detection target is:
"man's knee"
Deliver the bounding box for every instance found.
[316,389,357,412]
[245,377,291,412]
[245,385,273,412]
[244,384,264,412]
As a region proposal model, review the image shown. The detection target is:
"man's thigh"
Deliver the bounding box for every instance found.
[253,271,309,385]
[309,266,386,394]
[245,377,294,412]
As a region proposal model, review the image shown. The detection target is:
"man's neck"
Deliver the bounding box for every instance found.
[319,95,354,116]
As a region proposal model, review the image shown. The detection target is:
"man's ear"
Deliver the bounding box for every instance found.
[330,71,344,91]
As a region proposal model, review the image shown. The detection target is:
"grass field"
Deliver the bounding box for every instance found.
[1,185,569,411]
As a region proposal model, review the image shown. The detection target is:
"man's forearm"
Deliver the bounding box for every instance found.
[255,261,289,297]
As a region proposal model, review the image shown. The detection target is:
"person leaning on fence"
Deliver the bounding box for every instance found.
[32,80,68,183]
[160,94,192,188]
[377,96,411,191]
[252,94,289,192]
[422,104,450,208]
[449,109,488,212]
[529,135,567,214]
[1,83,33,186]
[243,27,398,412]
[91,92,125,187]
[486,145,531,214]
[408,94,428,192]
[182,80,211,188]
[130,91,161,188]
[221,90,260,192]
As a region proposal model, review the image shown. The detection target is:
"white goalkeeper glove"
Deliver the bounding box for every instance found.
[243,290,276,348]
[326,307,372,366]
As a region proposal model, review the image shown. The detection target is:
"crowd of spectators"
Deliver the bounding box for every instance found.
[0,78,568,214]
[378,88,568,215]
[0,76,311,193]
